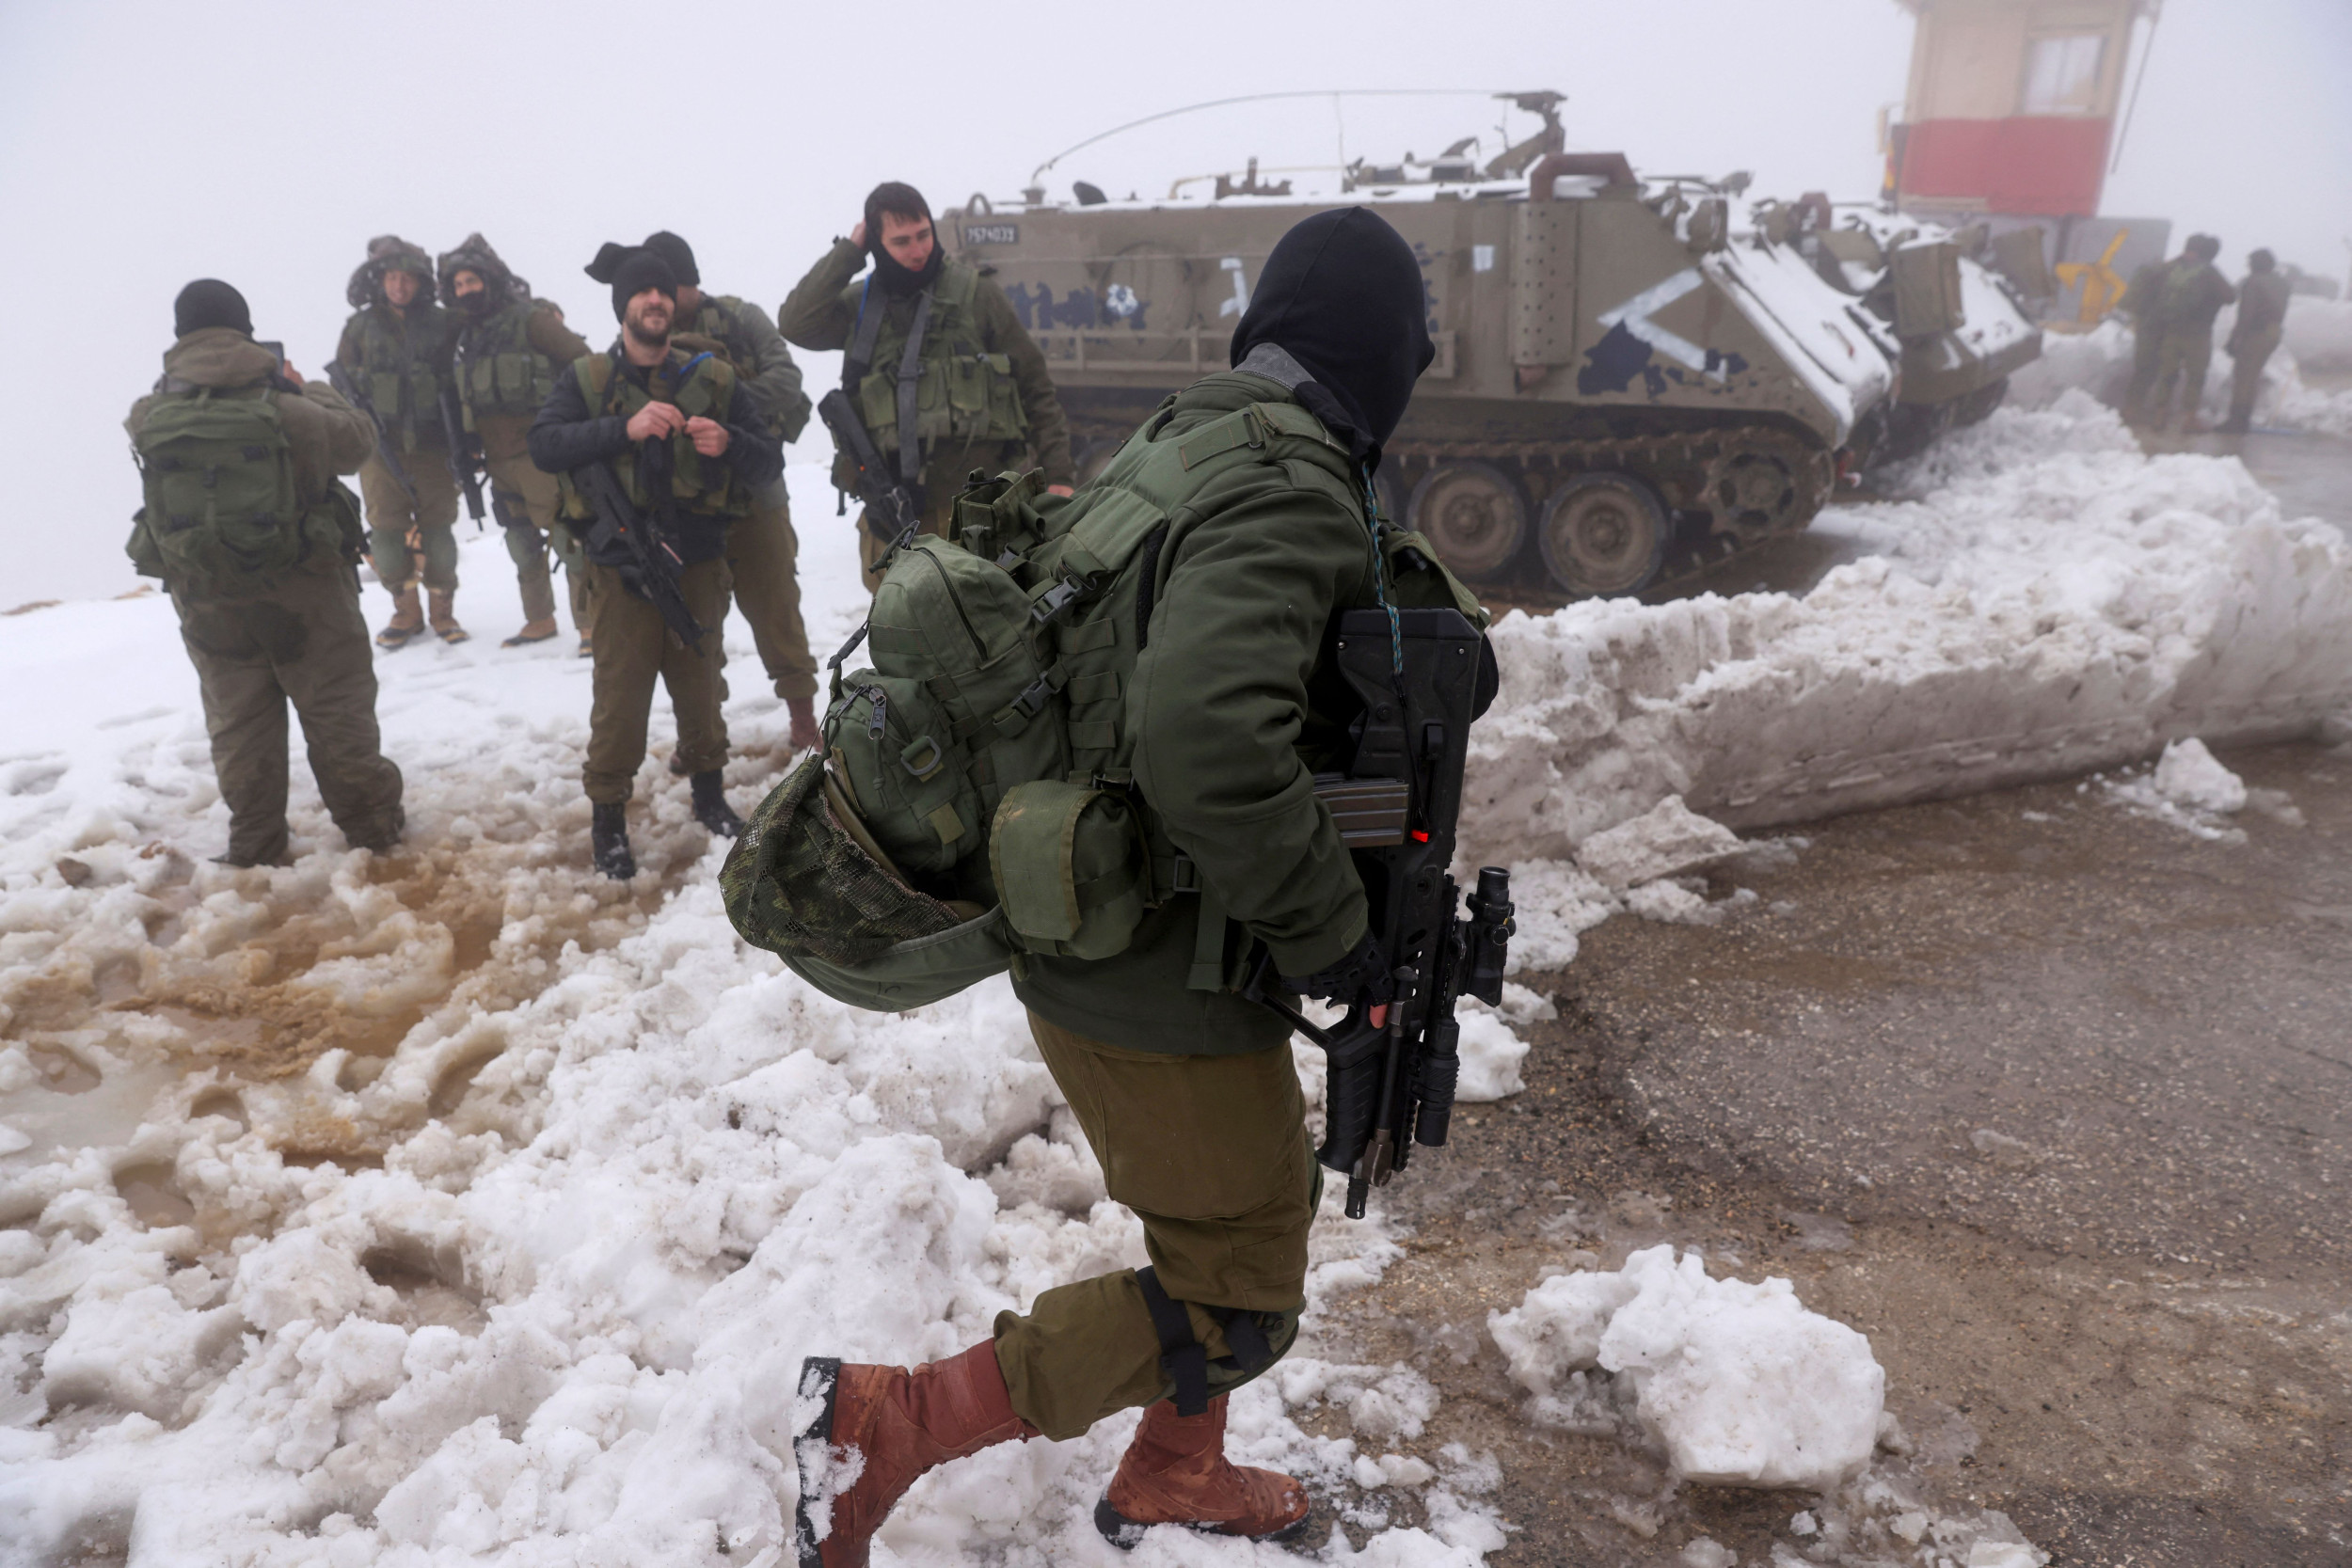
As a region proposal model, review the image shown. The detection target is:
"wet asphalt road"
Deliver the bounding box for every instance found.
[1334,742,2352,1567]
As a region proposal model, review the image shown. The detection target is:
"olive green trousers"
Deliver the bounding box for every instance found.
[484,453,587,631]
[2150,328,2216,428]
[358,449,461,592]
[580,557,731,804]
[726,483,818,701]
[171,562,405,865]
[991,1012,1319,1442]
[2229,327,2281,428]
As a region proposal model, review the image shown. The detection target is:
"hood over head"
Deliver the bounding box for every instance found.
[173,278,251,340]
[437,232,528,311]
[346,234,436,310]
[607,248,678,323]
[863,181,943,298]
[1229,206,1432,463]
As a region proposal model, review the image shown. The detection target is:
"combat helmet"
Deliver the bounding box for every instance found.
[435,232,529,310]
[345,234,436,309]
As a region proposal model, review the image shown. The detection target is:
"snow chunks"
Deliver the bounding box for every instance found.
[1488,1245,1883,1489]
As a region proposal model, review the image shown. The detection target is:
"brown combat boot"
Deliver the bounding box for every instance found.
[376,582,423,648]
[1095,1394,1311,1548]
[502,616,559,647]
[428,588,469,644]
[793,1343,1035,1567]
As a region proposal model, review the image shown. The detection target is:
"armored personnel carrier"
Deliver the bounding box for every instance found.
[1759,196,2043,461]
[947,100,1896,599]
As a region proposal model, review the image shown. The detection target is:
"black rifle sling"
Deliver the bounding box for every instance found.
[894,291,933,488]
[1133,1266,1277,1418]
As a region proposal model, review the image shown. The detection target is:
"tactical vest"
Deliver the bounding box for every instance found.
[843,261,1027,476]
[676,295,806,442]
[127,381,361,593]
[721,394,1483,1012]
[553,349,754,521]
[454,299,558,424]
[349,304,454,451]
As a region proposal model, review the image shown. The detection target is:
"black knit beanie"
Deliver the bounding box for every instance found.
[642,231,699,287]
[174,278,252,339]
[609,248,678,323]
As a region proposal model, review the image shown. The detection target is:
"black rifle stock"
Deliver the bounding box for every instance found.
[569,456,705,649]
[817,388,922,565]
[323,360,421,507]
[438,388,486,530]
[1247,607,1512,1219]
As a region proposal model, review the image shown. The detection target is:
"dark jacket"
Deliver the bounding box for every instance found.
[526,347,782,567]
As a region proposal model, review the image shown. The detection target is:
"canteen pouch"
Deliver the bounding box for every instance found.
[990,779,1148,960]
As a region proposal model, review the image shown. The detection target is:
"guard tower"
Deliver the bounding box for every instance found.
[1889,0,2156,220]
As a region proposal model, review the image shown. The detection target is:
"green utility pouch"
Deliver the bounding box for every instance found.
[991,780,1148,959]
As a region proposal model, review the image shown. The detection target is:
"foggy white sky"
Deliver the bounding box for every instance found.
[3,0,2344,605]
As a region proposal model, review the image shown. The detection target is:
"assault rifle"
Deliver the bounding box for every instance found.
[437,388,487,531]
[817,388,922,565]
[1244,605,1512,1219]
[323,360,420,507]
[567,453,706,649]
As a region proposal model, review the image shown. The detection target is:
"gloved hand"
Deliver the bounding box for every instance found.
[1279,931,1395,1006]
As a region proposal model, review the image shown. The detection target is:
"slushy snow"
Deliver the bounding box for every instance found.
[8,368,2345,1560]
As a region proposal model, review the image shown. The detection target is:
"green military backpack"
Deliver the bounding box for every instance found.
[722,395,1433,1011]
[128,382,321,592]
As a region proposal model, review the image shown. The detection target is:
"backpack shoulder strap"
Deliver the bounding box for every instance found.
[574,350,619,413]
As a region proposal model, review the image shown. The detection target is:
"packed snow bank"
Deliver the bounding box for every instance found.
[1459,393,2352,871]
[1487,1245,1883,1489]
[2283,294,2352,373]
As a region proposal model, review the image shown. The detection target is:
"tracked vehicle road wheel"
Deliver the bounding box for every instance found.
[1539,473,1669,596]
[1410,462,1529,581]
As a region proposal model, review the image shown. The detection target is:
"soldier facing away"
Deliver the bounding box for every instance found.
[127,280,405,866]
[2223,248,2294,436]
[791,208,1480,1560]
[527,248,782,879]
[2145,233,2237,433]
[336,236,467,646]
[437,234,594,647]
[598,230,821,751]
[778,182,1076,583]
[2120,249,2176,424]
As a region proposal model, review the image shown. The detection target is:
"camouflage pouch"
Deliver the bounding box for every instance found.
[721,752,1014,1011]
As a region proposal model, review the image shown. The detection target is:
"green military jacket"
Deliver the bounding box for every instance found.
[336,302,458,453]
[457,299,590,463]
[2157,261,2237,337]
[779,237,1074,495]
[1012,369,1480,1054]
[677,292,812,445]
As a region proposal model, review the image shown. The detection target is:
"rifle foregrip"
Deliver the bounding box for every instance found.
[1413,1051,1459,1148]
[1316,1047,1383,1178]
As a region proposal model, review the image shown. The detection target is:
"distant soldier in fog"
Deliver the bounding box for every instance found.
[2222,249,2294,436]
[2146,234,2236,433]
[2120,250,2175,424]
[126,281,405,866]
[437,234,594,647]
[336,236,467,645]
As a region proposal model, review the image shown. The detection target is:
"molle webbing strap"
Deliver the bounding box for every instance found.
[843,279,885,392]
[1134,1267,1210,1416]
[896,291,934,486]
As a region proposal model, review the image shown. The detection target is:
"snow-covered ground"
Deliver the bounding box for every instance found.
[2008,293,2352,436]
[7,385,2351,1563]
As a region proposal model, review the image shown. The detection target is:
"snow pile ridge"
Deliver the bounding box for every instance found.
[1460,396,2352,870]
[1489,1245,1883,1490]
[2150,736,2247,814]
